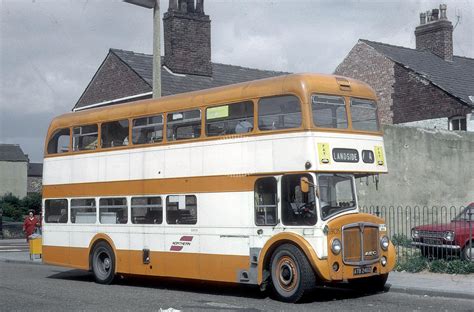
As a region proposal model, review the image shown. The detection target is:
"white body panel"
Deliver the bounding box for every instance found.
[43,132,387,186]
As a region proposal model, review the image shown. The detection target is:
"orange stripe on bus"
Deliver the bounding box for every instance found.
[43,175,256,198]
[43,245,249,283]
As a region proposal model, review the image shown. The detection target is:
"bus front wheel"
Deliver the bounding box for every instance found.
[270,244,316,303]
[91,241,116,284]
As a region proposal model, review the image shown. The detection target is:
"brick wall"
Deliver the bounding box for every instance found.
[76,53,151,107]
[27,177,42,194]
[334,41,395,124]
[163,10,212,76]
[392,64,471,124]
[415,20,453,61]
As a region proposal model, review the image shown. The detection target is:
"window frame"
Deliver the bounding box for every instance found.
[72,123,99,152]
[98,197,129,225]
[130,196,163,225]
[254,177,278,226]
[100,119,130,149]
[166,109,202,142]
[165,194,198,225]
[44,198,69,224]
[449,116,467,131]
[311,93,348,130]
[47,128,71,155]
[257,94,303,132]
[131,114,164,146]
[70,198,97,224]
[350,97,380,132]
[205,101,255,137]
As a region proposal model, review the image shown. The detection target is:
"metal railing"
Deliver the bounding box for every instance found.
[360,205,473,263]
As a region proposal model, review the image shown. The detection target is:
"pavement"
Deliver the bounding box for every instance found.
[1,239,473,300]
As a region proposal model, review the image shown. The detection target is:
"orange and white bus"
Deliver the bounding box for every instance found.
[42,73,395,302]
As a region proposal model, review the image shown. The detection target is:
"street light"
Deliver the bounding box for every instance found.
[124,0,161,98]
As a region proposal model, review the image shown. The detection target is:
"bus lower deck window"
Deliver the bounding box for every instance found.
[281,174,317,226]
[71,198,97,224]
[99,198,128,224]
[131,197,163,224]
[166,195,197,224]
[44,199,68,223]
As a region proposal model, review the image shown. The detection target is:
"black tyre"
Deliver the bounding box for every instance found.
[91,241,115,284]
[349,273,388,293]
[270,244,316,303]
[462,242,474,262]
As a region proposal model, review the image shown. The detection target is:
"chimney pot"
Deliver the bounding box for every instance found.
[420,12,426,25]
[432,8,439,21]
[196,0,204,13]
[169,0,177,11]
[426,10,432,22]
[440,4,447,19]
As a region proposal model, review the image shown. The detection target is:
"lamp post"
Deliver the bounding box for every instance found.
[124,0,161,98]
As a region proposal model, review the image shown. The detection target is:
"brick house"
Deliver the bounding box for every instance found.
[73,0,285,111]
[335,4,474,131]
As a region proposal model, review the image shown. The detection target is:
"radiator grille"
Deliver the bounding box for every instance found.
[342,223,380,265]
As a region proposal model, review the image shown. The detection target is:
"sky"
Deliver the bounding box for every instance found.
[0,0,473,162]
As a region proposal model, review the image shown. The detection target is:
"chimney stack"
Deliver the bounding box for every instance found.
[163,0,212,76]
[415,4,453,61]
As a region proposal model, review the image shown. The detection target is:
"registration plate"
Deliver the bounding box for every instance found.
[353,266,372,276]
[424,238,441,245]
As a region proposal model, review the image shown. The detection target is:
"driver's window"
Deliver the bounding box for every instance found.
[281,174,317,226]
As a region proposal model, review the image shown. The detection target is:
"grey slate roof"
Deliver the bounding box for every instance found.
[110,48,288,97]
[361,39,474,107]
[27,163,43,177]
[0,144,28,162]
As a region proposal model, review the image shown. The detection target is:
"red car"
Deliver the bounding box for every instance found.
[411,203,474,261]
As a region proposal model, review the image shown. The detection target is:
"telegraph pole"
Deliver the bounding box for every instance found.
[124,0,161,98]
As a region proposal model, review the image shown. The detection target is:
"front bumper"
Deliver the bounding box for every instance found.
[411,242,461,250]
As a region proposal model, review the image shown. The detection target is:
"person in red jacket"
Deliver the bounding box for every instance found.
[23,211,40,242]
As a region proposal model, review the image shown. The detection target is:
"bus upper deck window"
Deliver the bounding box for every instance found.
[350,98,379,131]
[73,124,98,151]
[258,95,302,131]
[312,94,348,129]
[167,109,201,141]
[206,101,254,137]
[47,128,70,154]
[132,115,163,145]
[101,119,129,148]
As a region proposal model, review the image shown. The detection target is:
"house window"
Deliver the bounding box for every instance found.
[449,116,467,131]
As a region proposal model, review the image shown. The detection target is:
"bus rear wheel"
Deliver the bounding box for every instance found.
[91,241,116,284]
[270,244,316,303]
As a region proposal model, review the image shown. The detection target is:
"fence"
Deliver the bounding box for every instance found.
[361,205,474,264]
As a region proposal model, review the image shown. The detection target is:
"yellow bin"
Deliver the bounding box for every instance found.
[29,238,42,259]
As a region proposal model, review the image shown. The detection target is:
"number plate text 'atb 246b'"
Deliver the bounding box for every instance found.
[332,148,359,163]
[353,266,372,276]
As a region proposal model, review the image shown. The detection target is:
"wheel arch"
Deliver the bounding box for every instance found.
[257,232,329,284]
[88,233,118,272]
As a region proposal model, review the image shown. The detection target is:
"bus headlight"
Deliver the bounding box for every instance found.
[444,231,455,242]
[380,235,389,251]
[331,239,342,255]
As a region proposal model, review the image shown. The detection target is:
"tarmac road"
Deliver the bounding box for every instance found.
[0,261,473,312]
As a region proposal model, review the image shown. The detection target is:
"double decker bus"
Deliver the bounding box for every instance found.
[42,73,395,302]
